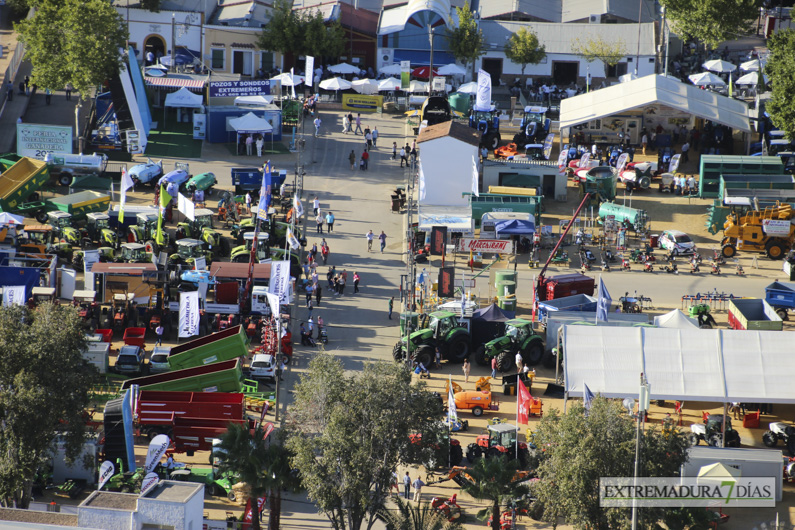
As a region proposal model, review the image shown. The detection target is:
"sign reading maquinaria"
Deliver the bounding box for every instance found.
[600,477,775,508]
[456,238,514,254]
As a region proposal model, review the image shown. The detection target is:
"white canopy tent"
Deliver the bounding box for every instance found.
[689,72,726,86]
[740,58,766,72]
[378,77,402,92]
[702,59,737,73]
[163,86,203,125]
[229,112,274,155]
[563,326,795,403]
[409,80,429,93]
[736,72,768,85]
[653,309,699,328]
[437,63,466,76]
[559,74,751,134]
[319,77,352,91]
[457,82,478,95]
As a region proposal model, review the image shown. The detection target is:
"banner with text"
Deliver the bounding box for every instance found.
[342,94,384,113]
[400,61,411,90]
[268,260,291,304]
[2,285,26,307]
[16,124,73,160]
[98,461,114,491]
[305,56,315,88]
[179,291,200,338]
[208,80,271,98]
[144,434,171,473]
[456,238,514,254]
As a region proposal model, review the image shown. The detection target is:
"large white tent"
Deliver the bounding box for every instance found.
[563,326,795,403]
[559,74,751,133]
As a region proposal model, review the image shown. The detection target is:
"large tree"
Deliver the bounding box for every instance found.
[660,0,761,50]
[302,10,346,61]
[460,457,530,530]
[504,27,546,77]
[258,0,304,57]
[0,303,100,508]
[766,29,795,140]
[16,0,128,97]
[287,354,445,530]
[446,4,485,81]
[531,396,714,529]
[377,497,463,530]
[571,36,628,78]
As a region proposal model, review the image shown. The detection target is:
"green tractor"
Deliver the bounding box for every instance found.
[230,231,271,262]
[130,212,172,254]
[474,319,545,371]
[116,242,152,263]
[84,212,120,249]
[46,211,81,246]
[231,217,256,244]
[176,208,231,257]
[169,238,213,267]
[393,311,471,366]
[170,439,239,500]
[104,458,145,493]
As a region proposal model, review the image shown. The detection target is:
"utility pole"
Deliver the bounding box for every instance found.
[171,13,176,73]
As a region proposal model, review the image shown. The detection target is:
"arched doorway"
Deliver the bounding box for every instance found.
[144,34,166,64]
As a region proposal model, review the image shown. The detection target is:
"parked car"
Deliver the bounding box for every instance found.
[249,353,276,382]
[658,230,697,256]
[129,159,164,185]
[115,345,146,375]
[149,346,171,374]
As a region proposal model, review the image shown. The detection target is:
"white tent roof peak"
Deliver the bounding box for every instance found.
[653,309,698,329]
[229,112,273,133]
[559,74,751,133]
[164,86,203,108]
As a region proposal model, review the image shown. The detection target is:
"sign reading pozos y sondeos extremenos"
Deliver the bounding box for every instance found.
[17,124,73,160]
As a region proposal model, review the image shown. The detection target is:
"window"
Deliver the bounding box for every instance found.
[211,48,225,70]
[260,51,274,71]
[232,50,253,76]
[607,62,628,77]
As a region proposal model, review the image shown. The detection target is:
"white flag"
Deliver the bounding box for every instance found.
[475,69,492,111]
[287,228,300,251]
[268,260,291,304]
[140,472,160,496]
[668,153,682,174]
[178,291,200,338]
[471,154,480,197]
[448,378,458,423]
[119,168,134,222]
[305,56,315,88]
[418,164,427,201]
[2,285,25,306]
[97,460,115,490]
[144,434,171,473]
[290,67,296,99]
[596,277,612,322]
[293,194,304,218]
[265,292,280,318]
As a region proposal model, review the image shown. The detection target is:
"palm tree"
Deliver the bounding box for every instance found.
[215,423,271,530]
[377,497,463,530]
[262,443,300,530]
[460,457,530,530]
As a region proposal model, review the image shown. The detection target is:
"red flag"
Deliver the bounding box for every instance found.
[517,379,532,425]
[241,496,267,530]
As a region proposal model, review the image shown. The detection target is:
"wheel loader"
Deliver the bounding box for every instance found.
[721,202,795,260]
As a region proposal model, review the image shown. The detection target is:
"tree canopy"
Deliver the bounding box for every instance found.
[287,354,445,530]
[531,396,714,530]
[0,303,100,508]
[258,0,345,61]
[377,497,463,530]
[660,0,761,50]
[504,27,546,77]
[460,457,530,530]
[446,4,485,81]
[17,0,128,97]
[766,29,795,140]
[571,36,628,74]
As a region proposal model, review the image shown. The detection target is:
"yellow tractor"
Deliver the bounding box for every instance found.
[721,203,795,260]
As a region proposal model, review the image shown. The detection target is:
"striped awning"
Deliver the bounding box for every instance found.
[144,76,206,89]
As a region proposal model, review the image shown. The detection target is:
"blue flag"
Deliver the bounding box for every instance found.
[256,162,272,220]
[583,382,595,411]
[596,277,612,322]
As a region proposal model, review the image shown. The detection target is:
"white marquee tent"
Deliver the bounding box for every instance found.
[163,86,203,125]
[229,112,273,134]
[652,309,698,329]
[563,326,795,404]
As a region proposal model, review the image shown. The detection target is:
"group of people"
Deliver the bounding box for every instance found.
[394,141,418,168]
[241,133,266,157]
[325,266,360,296]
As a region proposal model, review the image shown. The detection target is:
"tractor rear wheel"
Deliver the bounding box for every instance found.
[766,240,787,260]
[762,431,778,447]
[144,240,157,254]
[208,483,220,496]
[522,341,544,366]
[220,236,232,257]
[414,345,434,368]
[473,345,488,366]
[496,351,513,372]
[638,175,651,189]
[489,133,501,150]
[35,210,48,223]
[446,333,470,363]
[488,447,502,459]
[466,444,482,463]
[450,443,463,466]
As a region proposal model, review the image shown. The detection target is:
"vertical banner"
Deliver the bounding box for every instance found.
[400,60,411,90]
[475,69,492,111]
[305,56,315,88]
[257,162,272,220]
[265,292,280,318]
[437,267,455,298]
[517,379,531,424]
[119,168,134,223]
[268,260,291,304]
[668,154,682,174]
[290,67,297,99]
[430,226,447,256]
[98,461,115,490]
[2,285,26,306]
[471,153,480,197]
[140,472,160,496]
[616,152,630,174]
[542,133,555,159]
[557,150,568,175]
[144,434,171,473]
[179,291,200,338]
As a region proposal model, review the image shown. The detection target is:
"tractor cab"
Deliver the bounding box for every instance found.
[488,423,519,449]
[469,106,501,149]
[172,238,211,265]
[119,242,149,263]
[32,287,56,304]
[73,289,97,320]
[524,144,545,160]
[706,414,732,434]
[193,209,215,230]
[514,106,550,146]
[85,212,118,248]
[429,311,459,340]
[135,212,159,234]
[231,231,271,262]
[505,319,532,343]
[47,211,73,235]
[420,96,452,127]
[20,225,57,254]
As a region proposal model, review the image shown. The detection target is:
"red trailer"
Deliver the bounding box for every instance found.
[136,390,246,439]
[95,328,113,343]
[540,273,595,301]
[123,327,146,347]
[172,416,254,455]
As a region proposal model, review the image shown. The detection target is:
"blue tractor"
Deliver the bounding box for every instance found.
[469,106,501,150]
[513,106,550,147]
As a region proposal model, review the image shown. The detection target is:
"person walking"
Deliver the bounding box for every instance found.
[515,351,524,373]
[313,116,322,137]
[372,126,379,147]
[312,196,320,215]
[256,135,264,157]
[349,150,356,170]
[64,82,72,100]
[155,324,164,346]
[491,356,498,379]
[388,297,394,319]
[366,230,374,252]
[463,357,471,383]
[45,88,51,105]
[435,346,442,369]
[342,114,349,134]
[681,141,690,163]
[400,146,407,168]
[6,79,12,102]
[353,272,360,293]
[315,283,322,306]
[338,274,346,296]
[412,476,425,502]
[403,472,411,499]
[325,211,335,233]
[245,192,252,215]
[315,211,323,233]
[641,132,648,155]
[365,130,373,150]
[362,150,369,170]
[245,134,253,156]
[379,231,387,253]
[354,113,363,135]
[392,141,397,160]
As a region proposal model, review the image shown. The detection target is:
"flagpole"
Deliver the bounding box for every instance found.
[595,273,601,324]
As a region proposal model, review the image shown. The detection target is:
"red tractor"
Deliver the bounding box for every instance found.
[431,494,462,522]
[408,433,464,468]
[466,423,532,468]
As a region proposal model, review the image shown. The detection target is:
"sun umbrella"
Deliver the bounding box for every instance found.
[457,82,478,95]
[437,63,466,76]
[740,58,766,72]
[0,212,24,225]
[409,80,429,93]
[411,66,437,79]
[270,72,304,87]
[736,72,768,85]
[351,79,379,95]
[688,72,726,86]
[380,63,403,76]
[378,77,402,92]
[328,62,360,75]
[319,77,352,91]
[702,59,737,73]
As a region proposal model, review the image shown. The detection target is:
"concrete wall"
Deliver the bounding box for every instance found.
[418,136,478,207]
[78,506,136,530]
[482,160,567,201]
[137,484,204,530]
[476,52,657,83]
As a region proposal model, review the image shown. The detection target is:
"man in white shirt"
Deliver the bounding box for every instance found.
[312,196,320,215]
[366,230,374,252]
[515,351,523,373]
[314,117,322,137]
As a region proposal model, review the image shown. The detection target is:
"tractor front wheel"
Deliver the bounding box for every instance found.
[220,236,232,257]
[762,431,778,447]
[687,433,700,446]
[707,433,722,447]
[466,444,482,463]
[473,345,488,366]
[414,345,434,369]
[208,484,220,496]
[522,341,544,366]
[496,351,513,372]
[392,342,405,362]
[450,443,463,466]
[721,244,737,258]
